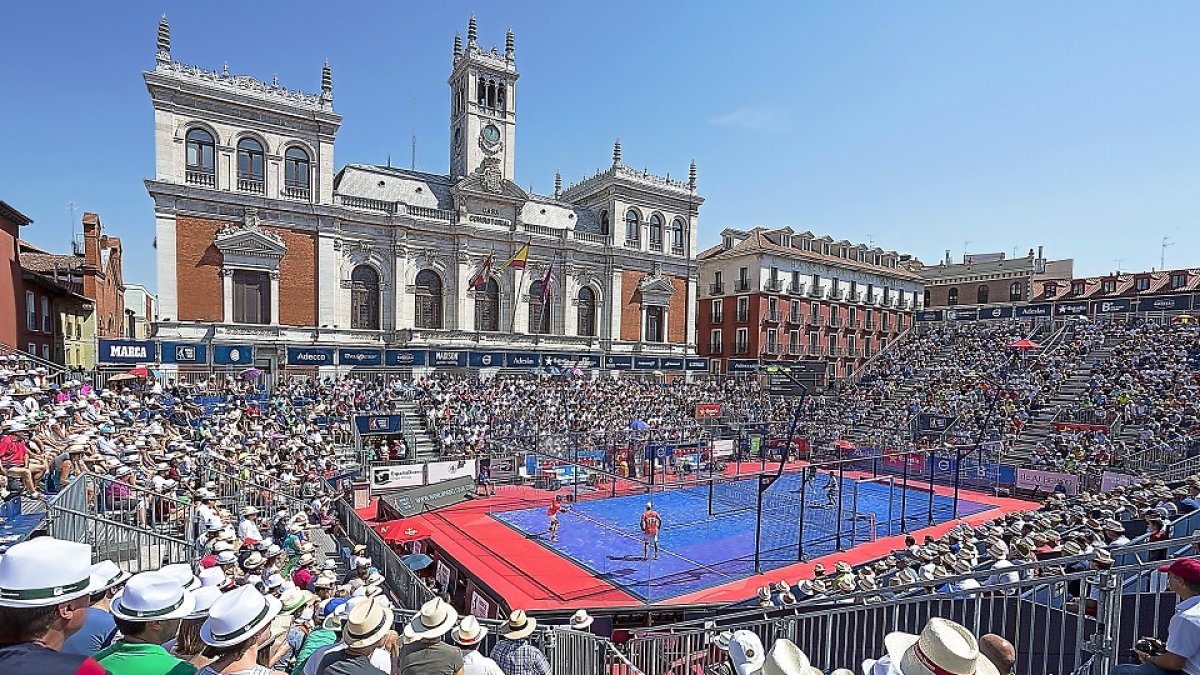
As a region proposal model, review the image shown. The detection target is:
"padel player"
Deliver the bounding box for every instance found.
[641,502,662,560]
[547,494,568,541]
[825,474,839,509]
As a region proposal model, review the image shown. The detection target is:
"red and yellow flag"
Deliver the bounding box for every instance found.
[498,242,529,272]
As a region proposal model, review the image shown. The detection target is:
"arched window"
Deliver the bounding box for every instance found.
[350,266,380,330]
[1009,281,1023,301]
[236,138,265,193]
[528,280,550,334]
[947,287,959,306]
[645,306,665,342]
[625,210,640,242]
[649,215,663,249]
[976,285,989,305]
[923,289,931,306]
[577,287,597,337]
[497,82,506,111]
[599,210,610,235]
[477,76,487,106]
[475,278,500,332]
[671,219,686,253]
[284,147,310,198]
[185,128,215,186]
[414,270,443,329]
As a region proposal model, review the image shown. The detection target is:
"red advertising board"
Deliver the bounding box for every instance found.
[694,404,722,419]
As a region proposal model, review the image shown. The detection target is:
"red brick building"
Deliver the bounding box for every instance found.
[697,227,923,378]
[0,200,33,351]
[80,212,128,338]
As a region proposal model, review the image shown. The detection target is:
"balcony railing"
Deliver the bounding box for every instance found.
[624,239,641,249]
[808,315,821,326]
[850,291,863,303]
[734,342,750,355]
[186,170,215,187]
[829,288,844,301]
[787,312,802,324]
[846,347,860,358]
[671,245,685,256]
[709,282,725,295]
[765,343,780,355]
[788,282,806,295]
[864,320,876,331]
[882,322,891,332]
[807,345,824,357]
[765,279,783,292]
[711,312,724,323]
[735,310,750,322]
[828,346,844,357]
[708,343,723,355]
[765,310,781,323]
[807,286,824,299]
[237,178,265,194]
[735,279,752,292]
[788,344,803,356]
[848,319,861,329]
[649,241,664,252]
[282,185,310,201]
[827,316,843,328]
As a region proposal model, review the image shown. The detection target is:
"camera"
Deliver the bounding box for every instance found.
[1135,637,1164,656]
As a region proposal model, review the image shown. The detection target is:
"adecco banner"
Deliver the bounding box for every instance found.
[98,339,156,364]
[427,459,478,483]
[369,463,425,494]
[287,347,334,366]
[1016,468,1079,495]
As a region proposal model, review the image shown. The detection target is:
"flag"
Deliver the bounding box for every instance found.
[540,263,553,304]
[469,254,493,290]
[498,242,529,272]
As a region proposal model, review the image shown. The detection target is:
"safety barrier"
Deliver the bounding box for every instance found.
[333,498,437,611]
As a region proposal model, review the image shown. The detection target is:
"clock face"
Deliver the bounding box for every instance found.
[482,124,501,143]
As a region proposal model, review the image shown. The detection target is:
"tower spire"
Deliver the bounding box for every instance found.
[453,32,462,57]
[320,59,333,104]
[467,15,477,47]
[156,14,171,65]
[689,159,697,190]
[554,170,562,198]
[505,27,515,61]
[612,138,622,166]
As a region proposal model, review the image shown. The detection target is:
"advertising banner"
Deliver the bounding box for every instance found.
[287,347,334,366]
[160,342,208,365]
[634,356,661,370]
[470,590,491,619]
[712,439,736,457]
[505,352,541,368]
[1056,302,1090,316]
[695,403,722,419]
[916,414,953,433]
[685,358,710,371]
[385,350,426,367]
[486,456,519,481]
[1053,422,1109,434]
[1092,298,1132,314]
[98,339,156,364]
[354,414,404,435]
[573,354,604,368]
[426,459,478,483]
[381,475,476,518]
[727,359,759,373]
[428,350,468,368]
[212,344,254,365]
[468,352,506,368]
[915,310,944,322]
[660,357,685,371]
[339,348,382,367]
[435,560,452,589]
[604,355,633,370]
[1101,471,1137,493]
[1015,303,1053,318]
[945,308,979,322]
[977,306,1014,320]
[369,463,425,493]
[1138,294,1192,312]
[1015,468,1079,495]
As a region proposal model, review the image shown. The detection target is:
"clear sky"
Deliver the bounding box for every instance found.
[3,2,1199,292]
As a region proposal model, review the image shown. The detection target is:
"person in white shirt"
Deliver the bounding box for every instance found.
[453,615,503,675]
[986,545,1020,593]
[238,505,264,541]
[1115,557,1200,674]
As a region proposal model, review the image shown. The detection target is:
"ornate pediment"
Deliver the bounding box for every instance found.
[214,227,288,258]
[638,269,676,307]
[452,157,528,203]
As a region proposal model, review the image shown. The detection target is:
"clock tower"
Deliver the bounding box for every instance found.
[449,16,519,182]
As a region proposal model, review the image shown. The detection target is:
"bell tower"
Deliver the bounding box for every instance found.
[449,16,519,182]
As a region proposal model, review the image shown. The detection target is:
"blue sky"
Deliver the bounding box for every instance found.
[3,2,1199,292]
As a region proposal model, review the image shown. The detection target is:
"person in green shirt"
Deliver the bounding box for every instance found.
[290,608,341,675]
[96,570,198,675]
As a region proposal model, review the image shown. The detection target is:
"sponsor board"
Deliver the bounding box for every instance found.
[287,347,334,365]
[426,459,478,483]
[385,350,427,366]
[98,339,156,364]
[212,344,254,365]
[1100,471,1137,493]
[381,475,476,518]
[1138,295,1191,312]
[161,342,207,364]
[468,351,506,368]
[660,357,685,371]
[634,356,661,370]
[695,403,722,419]
[977,306,1014,319]
[1015,303,1053,318]
[1056,302,1089,316]
[1092,298,1132,314]
[339,348,382,366]
[604,355,633,370]
[369,463,425,493]
[915,310,944,322]
[945,308,979,321]
[1015,468,1078,495]
[685,358,710,371]
[354,414,404,435]
[428,350,468,367]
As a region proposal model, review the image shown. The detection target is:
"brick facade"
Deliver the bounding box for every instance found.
[0,201,31,349]
[81,213,127,338]
[618,270,689,344]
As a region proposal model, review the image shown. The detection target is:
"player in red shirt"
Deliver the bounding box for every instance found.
[641,502,662,560]
[547,495,570,542]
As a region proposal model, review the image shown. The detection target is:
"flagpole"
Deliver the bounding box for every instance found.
[533,252,559,345]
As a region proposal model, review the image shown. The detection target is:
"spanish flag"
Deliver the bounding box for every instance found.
[498,242,529,271]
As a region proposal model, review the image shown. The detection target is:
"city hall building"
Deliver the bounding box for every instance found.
[142,16,705,376]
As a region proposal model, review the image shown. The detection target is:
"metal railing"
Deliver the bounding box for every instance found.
[709,282,725,295]
[333,498,436,611]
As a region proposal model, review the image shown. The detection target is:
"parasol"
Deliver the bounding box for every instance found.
[629,419,649,431]
[240,367,264,380]
[1006,339,1042,350]
[401,553,434,571]
[106,373,137,383]
[127,366,149,378]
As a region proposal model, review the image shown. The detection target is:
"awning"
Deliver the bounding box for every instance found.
[373,518,432,544]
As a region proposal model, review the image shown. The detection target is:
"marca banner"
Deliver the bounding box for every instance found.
[1138,294,1191,312]
[1015,468,1079,495]
[428,350,468,368]
[339,348,382,367]
[98,339,156,364]
[685,358,710,371]
[370,463,425,493]
[381,475,476,518]
[426,459,478,483]
[1056,301,1090,316]
[1015,303,1053,318]
[915,310,944,322]
[385,350,427,367]
[1054,422,1109,434]
[213,344,254,365]
[977,306,1014,320]
[1092,298,1132,314]
[505,352,541,368]
[160,342,207,365]
[287,347,334,366]
[695,403,722,419]
[354,414,404,435]
[1101,471,1137,493]
[604,355,633,370]
[945,308,979,321]
[468,352,506,368]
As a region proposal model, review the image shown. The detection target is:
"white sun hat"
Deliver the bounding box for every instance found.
[0,537,104,607]
[569,609,595,630]
[883,618,1000,675]
[729,630,767,675]
[453,615,489,646]
[186,586,224,620]
[762,638,823,675]
[403,597,458,642]
[159,563,200,591]
[110,571,196,622]
[200,585,281,648]
[89,559,132,593]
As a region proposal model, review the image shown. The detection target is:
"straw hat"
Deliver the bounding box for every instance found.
[110,571,196,622]
[453,615,489,646]
[186,587,223,620]
[569,609,595,630]
[403,597,459,642]
[0,538,103,607]
[500,608,538,640]
[242,552,266,570]
[280,588,314,614]
[200,586,281,648]
[882,618,1000,675]
[344,599,394,649]
[762,638,822,675]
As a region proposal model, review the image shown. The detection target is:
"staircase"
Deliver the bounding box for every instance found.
[391,400,441,461]
[0,342,70,385]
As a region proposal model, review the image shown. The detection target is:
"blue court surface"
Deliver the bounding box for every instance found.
[492,471,991,602]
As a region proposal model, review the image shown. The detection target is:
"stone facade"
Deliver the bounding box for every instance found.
[146,16,702,372]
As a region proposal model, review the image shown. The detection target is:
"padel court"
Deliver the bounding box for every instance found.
[493,470,993,602]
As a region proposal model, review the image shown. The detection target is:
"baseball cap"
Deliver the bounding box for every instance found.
[1159,558,1200,583]
[728,629,766,675]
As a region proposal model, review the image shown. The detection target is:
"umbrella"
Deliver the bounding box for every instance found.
[569,367,583,376]
[127,366,149,377]
[1172,315,1196,325]
[833,439,856,451]
[106,373,137,383]
[1006,339,1042,350]
[240,368,264,380]
[374,519,431,544]
[629,420,649,431]
[401,553,434,571]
